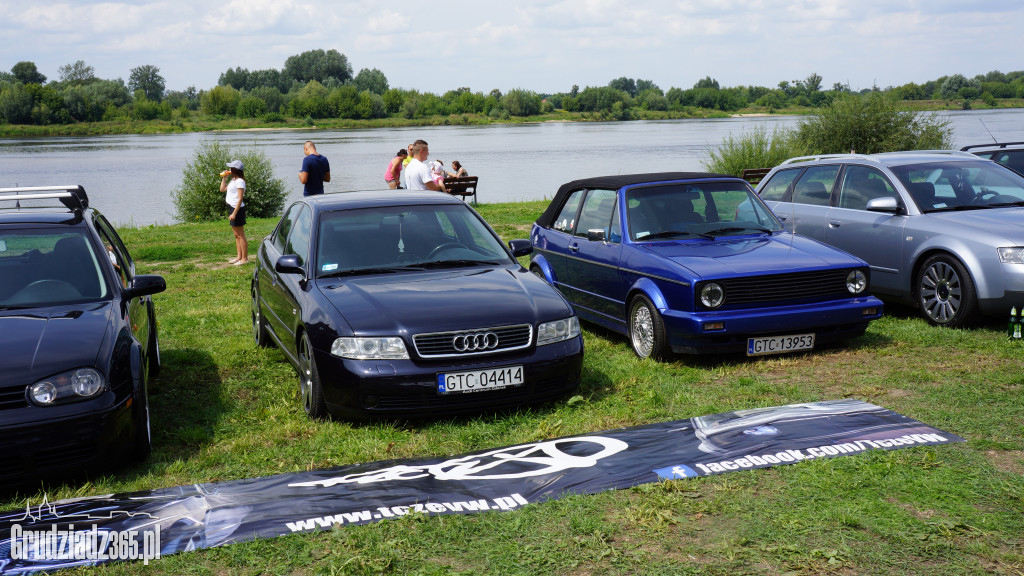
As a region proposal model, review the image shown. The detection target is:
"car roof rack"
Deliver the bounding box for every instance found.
[960,141,1024,152]
[0,185,90,213]
[874,150,976,157]
[780,153,874,165]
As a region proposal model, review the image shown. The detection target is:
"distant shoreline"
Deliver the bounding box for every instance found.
[1,102,1020,138]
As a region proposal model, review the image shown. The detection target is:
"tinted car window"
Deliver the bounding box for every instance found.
[316,204,512,275]
[552,189,584,233]
[628,181,781,241]
[890,161,1024,211]
[575,189,617,238]
[838,166,897,210]
[0,229,108,306]
[792,165,839,206]
[94,215,133,287]
[273,203,304,254]
[759,168,802,201]
[285,205,312,265]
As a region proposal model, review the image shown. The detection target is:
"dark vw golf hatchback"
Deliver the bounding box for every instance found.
[251,191,583,419]
[0,186,165,486]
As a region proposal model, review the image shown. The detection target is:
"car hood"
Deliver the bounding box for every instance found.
[927,208,1024,242]
[317,267,571,334]
[643,233,864,279]
[0,302,112,386]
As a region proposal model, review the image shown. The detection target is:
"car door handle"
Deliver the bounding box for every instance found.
[828,219,842,228]
[777,215,788,221]
[569,242,579,253]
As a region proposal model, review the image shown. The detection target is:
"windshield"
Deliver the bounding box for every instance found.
[626,181,783,241]
[891,160,1024,212]
[0,229,110,308]
[315,204,514,277]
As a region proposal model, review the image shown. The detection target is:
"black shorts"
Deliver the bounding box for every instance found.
[230,204,247,227]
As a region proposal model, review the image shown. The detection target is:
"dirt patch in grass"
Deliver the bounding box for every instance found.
[984,449,1024,474]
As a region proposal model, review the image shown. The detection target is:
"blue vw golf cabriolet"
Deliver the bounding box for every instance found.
[529,173,883,360]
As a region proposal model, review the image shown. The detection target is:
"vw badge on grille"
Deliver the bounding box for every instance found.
[453,331,499,352]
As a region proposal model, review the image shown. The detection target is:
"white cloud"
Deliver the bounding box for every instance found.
[0,0,1022,94]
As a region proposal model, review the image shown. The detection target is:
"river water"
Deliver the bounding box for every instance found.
[1,109,1022,226]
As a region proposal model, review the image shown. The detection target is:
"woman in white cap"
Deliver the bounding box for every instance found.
[220,160,248,265]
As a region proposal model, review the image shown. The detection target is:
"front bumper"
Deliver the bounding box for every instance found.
[663,296,884,355]
[2,394,134,486]
[313,337,584,418]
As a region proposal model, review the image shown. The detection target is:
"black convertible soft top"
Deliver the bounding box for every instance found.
[536,172,737,227]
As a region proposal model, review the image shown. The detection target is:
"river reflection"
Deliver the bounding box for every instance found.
[0,109,1021,226]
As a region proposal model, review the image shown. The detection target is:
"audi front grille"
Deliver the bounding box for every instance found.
[413,324,533,358]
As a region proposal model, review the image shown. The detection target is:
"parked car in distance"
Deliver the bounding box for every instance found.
[251,190,583,419]
[961,142,1024,174]
[757,151,1024,327]
[529,173,883,360]
[0,186,165,487]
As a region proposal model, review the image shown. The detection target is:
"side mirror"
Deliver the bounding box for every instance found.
[275,254,306,277]
[508,239,533,257]
[123,274,166,300]
[586,229,606,242]
[866,196,900,213]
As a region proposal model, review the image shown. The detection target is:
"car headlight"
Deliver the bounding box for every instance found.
[331,337,409,360]
[27,368,107,406]
[846,269,868,294]
[998,247,1024,264]
[700,282,725,308]
[537,316,580,346]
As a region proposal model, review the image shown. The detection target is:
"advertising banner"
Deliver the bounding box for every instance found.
[0,400,964,574]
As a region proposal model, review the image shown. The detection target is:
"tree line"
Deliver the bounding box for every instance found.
[2,48,1023,127]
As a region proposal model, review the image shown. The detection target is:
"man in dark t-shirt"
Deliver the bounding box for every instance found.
[299,141,331,196]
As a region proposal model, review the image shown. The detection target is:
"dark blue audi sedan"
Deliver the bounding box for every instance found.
[529,173,883,360]
[251,191,583,419]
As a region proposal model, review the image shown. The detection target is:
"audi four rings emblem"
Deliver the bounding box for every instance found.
[453,332,500,352]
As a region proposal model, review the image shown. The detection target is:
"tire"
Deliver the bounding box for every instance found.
[530,265,548,283]
[252,287,272,348]
[298,333,328,419]
[132,377,152,461]
[146,312,161,377]
[916,253,977,328]
[628,294,671,360]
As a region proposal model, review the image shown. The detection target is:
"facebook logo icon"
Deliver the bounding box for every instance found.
[654,464,699,479]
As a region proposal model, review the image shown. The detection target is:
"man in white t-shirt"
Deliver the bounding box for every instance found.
[405,139,441,191]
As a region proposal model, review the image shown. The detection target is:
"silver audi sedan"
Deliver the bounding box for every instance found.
[757,151,1024,327]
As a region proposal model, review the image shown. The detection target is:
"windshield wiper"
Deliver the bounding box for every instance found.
[418,259,503,268]
[986,200,1024,208]
[318,265,426,278]
[702,226,773,236]
[639,230,712,240]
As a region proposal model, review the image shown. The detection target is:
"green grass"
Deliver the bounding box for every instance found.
[4,202,1024,575]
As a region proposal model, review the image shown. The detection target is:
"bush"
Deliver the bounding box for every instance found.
[171,140,288,222]
[236,96,267,119]
[702,126,803,176]
[794,92,952,154]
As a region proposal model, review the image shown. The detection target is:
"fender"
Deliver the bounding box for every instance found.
[628,276,669,311]
[529,253,557,285]
[908,238,990,298]
[129,340,143,394]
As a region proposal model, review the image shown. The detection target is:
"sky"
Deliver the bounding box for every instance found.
[1,0,1022,96]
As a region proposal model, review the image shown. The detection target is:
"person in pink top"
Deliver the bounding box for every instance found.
[430,160,448,191]
[384,148,407,189]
